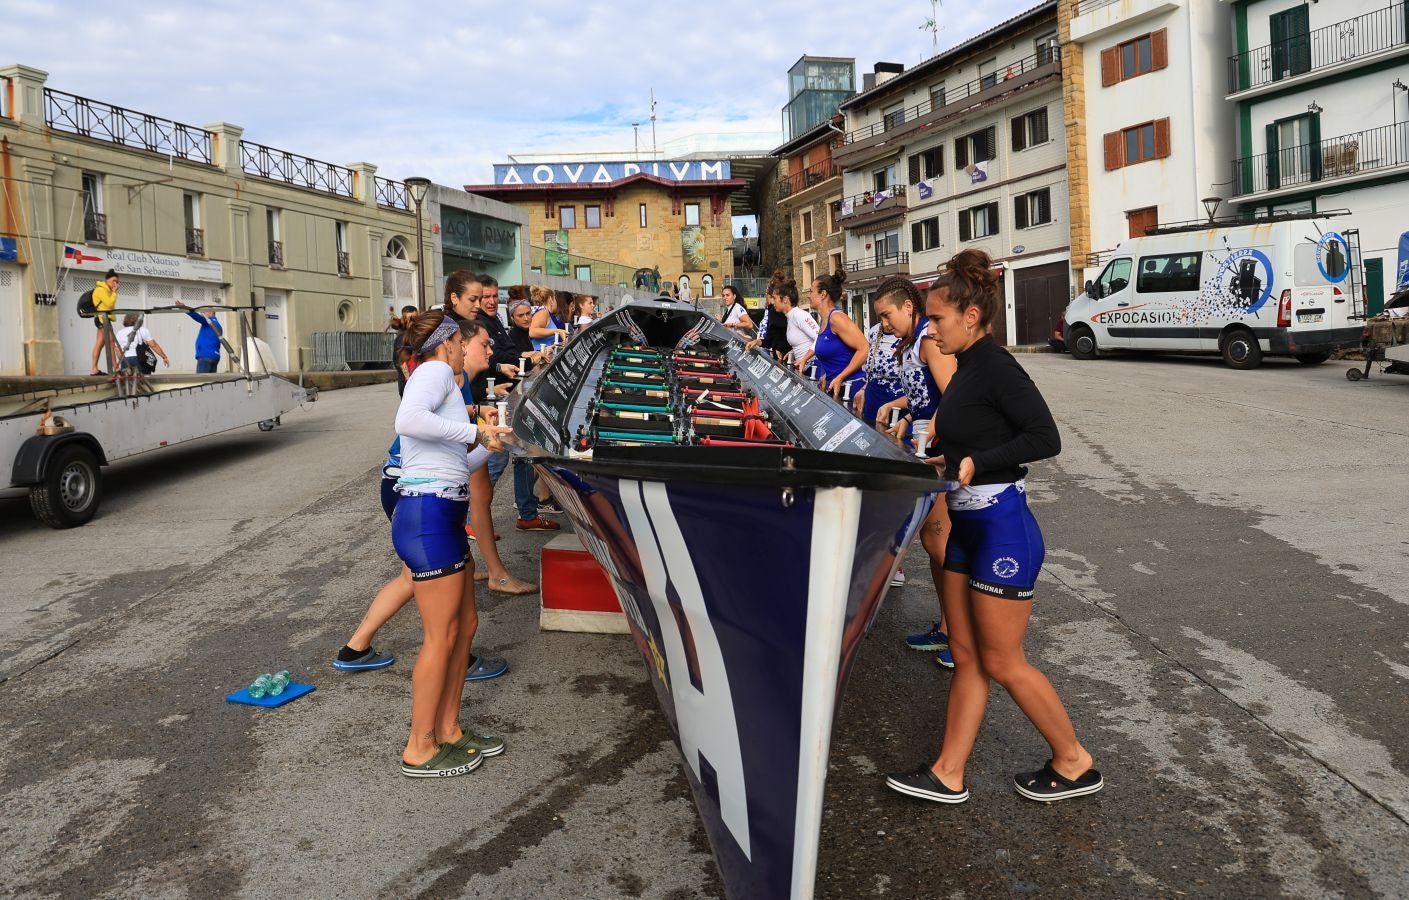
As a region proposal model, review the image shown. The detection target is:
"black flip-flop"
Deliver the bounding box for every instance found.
[1013,760,1103,802]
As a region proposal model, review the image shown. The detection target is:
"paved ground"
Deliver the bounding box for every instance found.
[1,352,1406,898]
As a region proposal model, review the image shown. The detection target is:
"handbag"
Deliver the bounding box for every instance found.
[138,342,159,374]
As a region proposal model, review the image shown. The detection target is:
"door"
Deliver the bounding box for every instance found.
[0,264,22,374]
[1271,5,1311,81]
[1013,262,1069,345]
[1364,257,1385,317]
[1089,257,1135,348]
[263,289,289,371]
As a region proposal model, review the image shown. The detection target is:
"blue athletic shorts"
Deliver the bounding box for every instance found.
[943,485,1045,600]
[391,492,470,581]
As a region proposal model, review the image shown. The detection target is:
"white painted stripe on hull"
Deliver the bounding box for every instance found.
[790,486,862,900]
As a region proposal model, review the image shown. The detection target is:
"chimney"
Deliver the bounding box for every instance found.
[873,62,905,86]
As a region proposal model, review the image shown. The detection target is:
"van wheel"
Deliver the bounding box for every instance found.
[1221,329,1262,370]
[1068,325,1098,360]
[29,444,103,528]
[1295,352,1330,365]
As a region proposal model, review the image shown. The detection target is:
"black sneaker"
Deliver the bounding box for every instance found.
[1013,761,1103,802]
[884,766,969,804]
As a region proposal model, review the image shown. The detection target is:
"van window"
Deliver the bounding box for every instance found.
[1097,258,1133,295]
[1293,241,1352,286]
[1136,253,1202,293]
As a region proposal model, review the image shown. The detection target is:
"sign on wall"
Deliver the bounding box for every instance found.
[441,208,518,261]
[494,160,732,186]
[61,244,224,283]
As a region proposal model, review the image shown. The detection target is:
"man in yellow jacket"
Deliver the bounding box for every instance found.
[89,270,119,376]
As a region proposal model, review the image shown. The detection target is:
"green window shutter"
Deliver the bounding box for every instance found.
[1308,112,1323,182]
[1265,122,1281,191]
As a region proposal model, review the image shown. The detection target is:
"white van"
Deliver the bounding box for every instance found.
[1065,221,1364,369]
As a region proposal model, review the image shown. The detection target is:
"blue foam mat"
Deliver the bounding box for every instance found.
[225,681,316,708]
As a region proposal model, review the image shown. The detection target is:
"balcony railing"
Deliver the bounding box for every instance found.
[843,48,1060,145]
[337,251,351,275]
[1075,0,1121,14]
[84,211,107,243]
[44,88,214,165]
[836,185,908,221]
[1233,120,1409,196]
[268,240,284,267]
[1228,3,1408,94]
[374,175,410,211]
[241,140,355,198]
[186,227,204,256]
[845,251,909,273]
[778,157,840,199]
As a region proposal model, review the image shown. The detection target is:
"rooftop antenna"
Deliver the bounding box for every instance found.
[650,89,658,158]
[920,0,943,53]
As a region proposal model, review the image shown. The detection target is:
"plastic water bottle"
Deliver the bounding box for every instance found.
[248,673,274,699]
[268,671,291,696]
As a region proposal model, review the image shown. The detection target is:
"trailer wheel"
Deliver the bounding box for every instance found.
[29,444,102,528]
[1346,367,1364,382]
[1068,325,1098,360]
[1221,328,1262,370]
[258,419,277,432]
[1296,352,1330,366]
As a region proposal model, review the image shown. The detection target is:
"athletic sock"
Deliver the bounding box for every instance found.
[337,644,368,662]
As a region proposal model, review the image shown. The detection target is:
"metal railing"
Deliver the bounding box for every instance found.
[84,212,107,243]
[843,48,1060,145]
[312,332,396,371]
[1233,120,1409,196]
[836,184,908,219]
[268,240,284,267]
[337,251,350,275]
[240,140,355,198]
[1075,0,1121,14]
[724,277,772,298]
[186,227,204,256]
[529,245,640,286]
[44,88,214,165]
[777,157,841,198]
[374,175,410,211]
[845,251,909,273]
[1228,3,1408,93]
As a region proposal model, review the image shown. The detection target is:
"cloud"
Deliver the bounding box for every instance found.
[6,0,1039,185]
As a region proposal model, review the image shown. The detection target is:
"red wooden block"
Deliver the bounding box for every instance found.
[539,532,629,634]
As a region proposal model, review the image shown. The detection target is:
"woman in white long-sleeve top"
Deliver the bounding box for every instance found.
[391,311,512,778]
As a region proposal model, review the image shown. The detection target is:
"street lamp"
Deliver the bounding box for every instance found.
[1201,196,1222,223]
[404,176,432,311]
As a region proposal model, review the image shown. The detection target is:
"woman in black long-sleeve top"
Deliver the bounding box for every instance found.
[885,249,1102,806]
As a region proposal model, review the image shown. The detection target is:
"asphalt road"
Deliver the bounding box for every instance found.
[1,352,1406,899]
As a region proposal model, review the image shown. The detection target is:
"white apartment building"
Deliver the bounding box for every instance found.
[1227,0,1409,314]
[835,1,1071,345]
[1066,0,1237,280]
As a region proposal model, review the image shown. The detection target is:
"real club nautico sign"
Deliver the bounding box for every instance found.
[62,244,225,283]
[493,160,732,186]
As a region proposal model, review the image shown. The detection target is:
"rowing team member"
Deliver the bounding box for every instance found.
[882,249,1102,804]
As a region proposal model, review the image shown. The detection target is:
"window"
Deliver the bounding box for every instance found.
[182,192,203,254]
[929,82,946,110]
[908,145,944,184]
[559,206,576,229]
[1136,253,1202,293]
[1271,5,1311,81]
[979,58,998,89]
[702,274,714,297]
[386,236,409,260]
[1104,119,1171,168]
[883,102,905,131]
[81,172,105,242]
[1127,206,1158,238]
[1100,30,1168,86]
[955,126,996,168]
[828,203,840,234]
[639,203,648,228]
[685,203,701,226]
[872,163,897,192]
[911,216,941,251]
[802,258,815,285]
[800,209,814,243]
[585,205,601,229]
[335,221,350,275]
[1035,31,1060,66]
[1013,188,1052,229]
[959,202,1000,241]
[829,251,843,276]
[1272,114,1315,186]
[874,229,901,261]
[267,208,282,266]
[575,264,592,281]
[1010,107,1050,152]
[1096,258,1133,296]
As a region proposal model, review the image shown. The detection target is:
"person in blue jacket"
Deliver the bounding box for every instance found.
[174,300,223,372]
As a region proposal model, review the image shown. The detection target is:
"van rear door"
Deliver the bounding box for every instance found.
[1292,236,1350,331]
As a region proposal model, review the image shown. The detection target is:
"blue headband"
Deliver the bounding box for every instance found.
[419,318,460,355]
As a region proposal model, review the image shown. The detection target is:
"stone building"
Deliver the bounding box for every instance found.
[0,64,524,376]
[771,115,847,310]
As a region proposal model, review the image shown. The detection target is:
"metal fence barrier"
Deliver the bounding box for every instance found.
[312,332,395,371]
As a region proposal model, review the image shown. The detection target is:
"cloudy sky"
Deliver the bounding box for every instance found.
[6,0,1037,186]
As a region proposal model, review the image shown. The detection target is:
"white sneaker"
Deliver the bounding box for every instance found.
[890,569,906,587]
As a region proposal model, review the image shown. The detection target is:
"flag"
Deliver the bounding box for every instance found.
[917,180,933,201]
[63,245,103,265]
[968,161,989,185]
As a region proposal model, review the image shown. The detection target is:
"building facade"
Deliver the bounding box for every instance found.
[1066,0,1237,280]
[1227,0,1409,314]
[772,116,847,308]
[0,64,525,376]
[466,162,745,302]
[836,2,1071,343]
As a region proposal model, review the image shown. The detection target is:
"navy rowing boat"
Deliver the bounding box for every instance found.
[509,296,944,899]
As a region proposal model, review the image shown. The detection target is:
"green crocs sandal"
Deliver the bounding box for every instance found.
[451,727,505,758]
[401,743,482,778]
